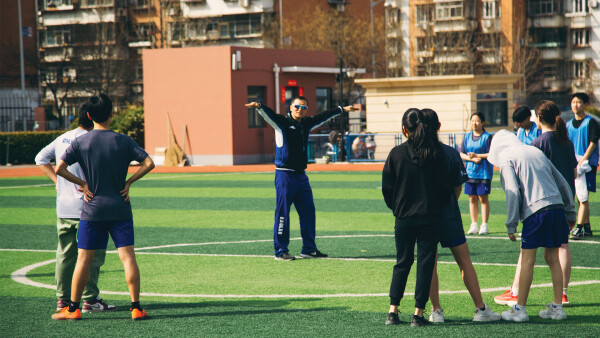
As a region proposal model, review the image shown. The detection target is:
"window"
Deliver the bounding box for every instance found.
[476,92,508,126]
[388,8,400,26]
[529,0,560,16]
[186,20,206,39]
[572,0,589,13]
[131,0,149,8]
[219,23,230,38]
[572,61,588,78]
[543,63,558,79]
[132,23,154,40]
[436,1,464,20]
[416,37,431,52]
[248,86,266,128]
[482,1,500,19]
[45,28,71,46]
[316,88,332,114]
[170,22,183,42]
[45,0,72,8]
[81,0,113,6]
[415,4,433,25]
[572,29,590,47]
[135,63,143,81]
[233,14,262,36]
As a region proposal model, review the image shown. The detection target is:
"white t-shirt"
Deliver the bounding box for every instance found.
[35,128,88,218]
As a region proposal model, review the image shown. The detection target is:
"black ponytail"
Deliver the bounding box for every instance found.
[535,100,568,144]
[402,108,442,161]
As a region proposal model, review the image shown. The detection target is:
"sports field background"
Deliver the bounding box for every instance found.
[1,169,599,337]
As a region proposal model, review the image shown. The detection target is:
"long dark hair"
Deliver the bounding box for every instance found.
[470,112,487,132]
[402,108,442,161]
[535,100,569,144]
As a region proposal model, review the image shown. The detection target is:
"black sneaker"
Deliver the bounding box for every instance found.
[386,312,400,325]
[583,224,593,237]
[275,253,295,261]
[411,315,430,327]
[569,227,584,240]
[300,250,328,258]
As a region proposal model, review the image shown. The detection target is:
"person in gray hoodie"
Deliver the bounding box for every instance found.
[487,130,576,322]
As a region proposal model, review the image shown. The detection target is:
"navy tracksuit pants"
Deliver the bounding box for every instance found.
[273,170,317,257]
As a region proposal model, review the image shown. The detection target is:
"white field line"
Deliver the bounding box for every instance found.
[0,183,54,189]
[10,258,600,298]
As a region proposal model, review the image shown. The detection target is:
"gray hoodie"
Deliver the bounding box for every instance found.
[488,130,576,234]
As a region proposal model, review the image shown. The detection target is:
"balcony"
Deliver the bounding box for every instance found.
[434,52,471,64]
[433,19,476,32]
[567,13,592,28]
[529,15,564,28]
[539,47,566,60]
[481,18,501,33]
[541,78,568,91]
[480,51,502,64]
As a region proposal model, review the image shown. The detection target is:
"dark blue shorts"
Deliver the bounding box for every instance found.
[521,208,568,249]
[585,166,597,193]
[440,235,466,248]
[78,219,134,250]
[464,182,491,196]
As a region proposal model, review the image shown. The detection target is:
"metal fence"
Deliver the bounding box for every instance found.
[0,92,35,132]
[308,132,468,163]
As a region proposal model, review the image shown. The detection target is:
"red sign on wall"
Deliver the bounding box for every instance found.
[281,86,286,103]
[287,79,297,86]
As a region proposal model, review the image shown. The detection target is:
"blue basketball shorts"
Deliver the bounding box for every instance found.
[521,208,568,249]
[78,219,135,250]
[464,181,491,196]
[585,166,597,193]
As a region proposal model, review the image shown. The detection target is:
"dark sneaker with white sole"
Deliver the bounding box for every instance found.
[411,315,430,327]
[82,298,117,313]
[300,250,328,258]
[275,253,296,261]
[569,227,584,240]
[386,312,400,325]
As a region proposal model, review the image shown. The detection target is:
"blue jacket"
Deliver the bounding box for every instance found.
[258,104,343,172]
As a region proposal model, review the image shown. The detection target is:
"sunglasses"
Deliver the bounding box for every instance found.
[293,104,308,110]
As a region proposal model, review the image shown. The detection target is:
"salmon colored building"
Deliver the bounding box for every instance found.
[143,46,339,165]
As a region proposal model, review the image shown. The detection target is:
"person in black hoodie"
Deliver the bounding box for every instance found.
[382,108,452,327]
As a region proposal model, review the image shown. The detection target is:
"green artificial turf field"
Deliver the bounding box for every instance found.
[1,171,599,337]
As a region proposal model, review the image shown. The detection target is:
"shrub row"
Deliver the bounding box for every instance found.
[0,131,66,165]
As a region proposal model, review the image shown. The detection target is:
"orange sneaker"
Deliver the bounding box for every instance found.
[131,308,148,321]
[52,307,81,320]
[562,294,570,307]
[494,289,518,306]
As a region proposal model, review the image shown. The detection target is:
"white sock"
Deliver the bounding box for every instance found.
[471,222,478,227]
[512,287,519,296]
[482,222,488,227]
[515,304,525,310]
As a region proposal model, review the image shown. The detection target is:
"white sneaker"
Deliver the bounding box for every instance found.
[539,303,566,320]
[502,305,529,322]
[473,303,501,322]
[429,308,444,323]
[479,223,489,235]
[468,222,479,235]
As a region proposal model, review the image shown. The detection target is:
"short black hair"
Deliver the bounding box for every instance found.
[512,106,531,123]
[290,96,308,104]
[77,104,93,129]
[85,93,113,123]
[570,92,589,104]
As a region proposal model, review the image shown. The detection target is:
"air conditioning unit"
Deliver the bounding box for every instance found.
[239,0,250,8]
[483,20,492,28]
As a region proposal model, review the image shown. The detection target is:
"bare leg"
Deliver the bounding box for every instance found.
[577,200,590,224]
[559,243,572,291]
[450,243,484,308]
[545,247,563,304]
[517,248,537,306]
[469,195,479,224]
[511,251,522,291]
[429,253,441,311]
[479,195,490,223]
[117,245,140,302]
[70,249,96,303]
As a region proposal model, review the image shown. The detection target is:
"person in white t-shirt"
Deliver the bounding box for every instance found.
[35,106,117,314]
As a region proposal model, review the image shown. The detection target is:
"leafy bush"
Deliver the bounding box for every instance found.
[110,106,145,148]
[68,106,145,148]
[0,131,65,165]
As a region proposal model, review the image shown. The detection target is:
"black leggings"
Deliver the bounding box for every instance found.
[389,223,439,309]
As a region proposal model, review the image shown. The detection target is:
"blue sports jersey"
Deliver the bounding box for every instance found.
[567,115,599,167]
[463,131,493,180]
[517,121,542,145]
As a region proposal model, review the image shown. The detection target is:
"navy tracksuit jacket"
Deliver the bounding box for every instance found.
[257,103,343,256]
